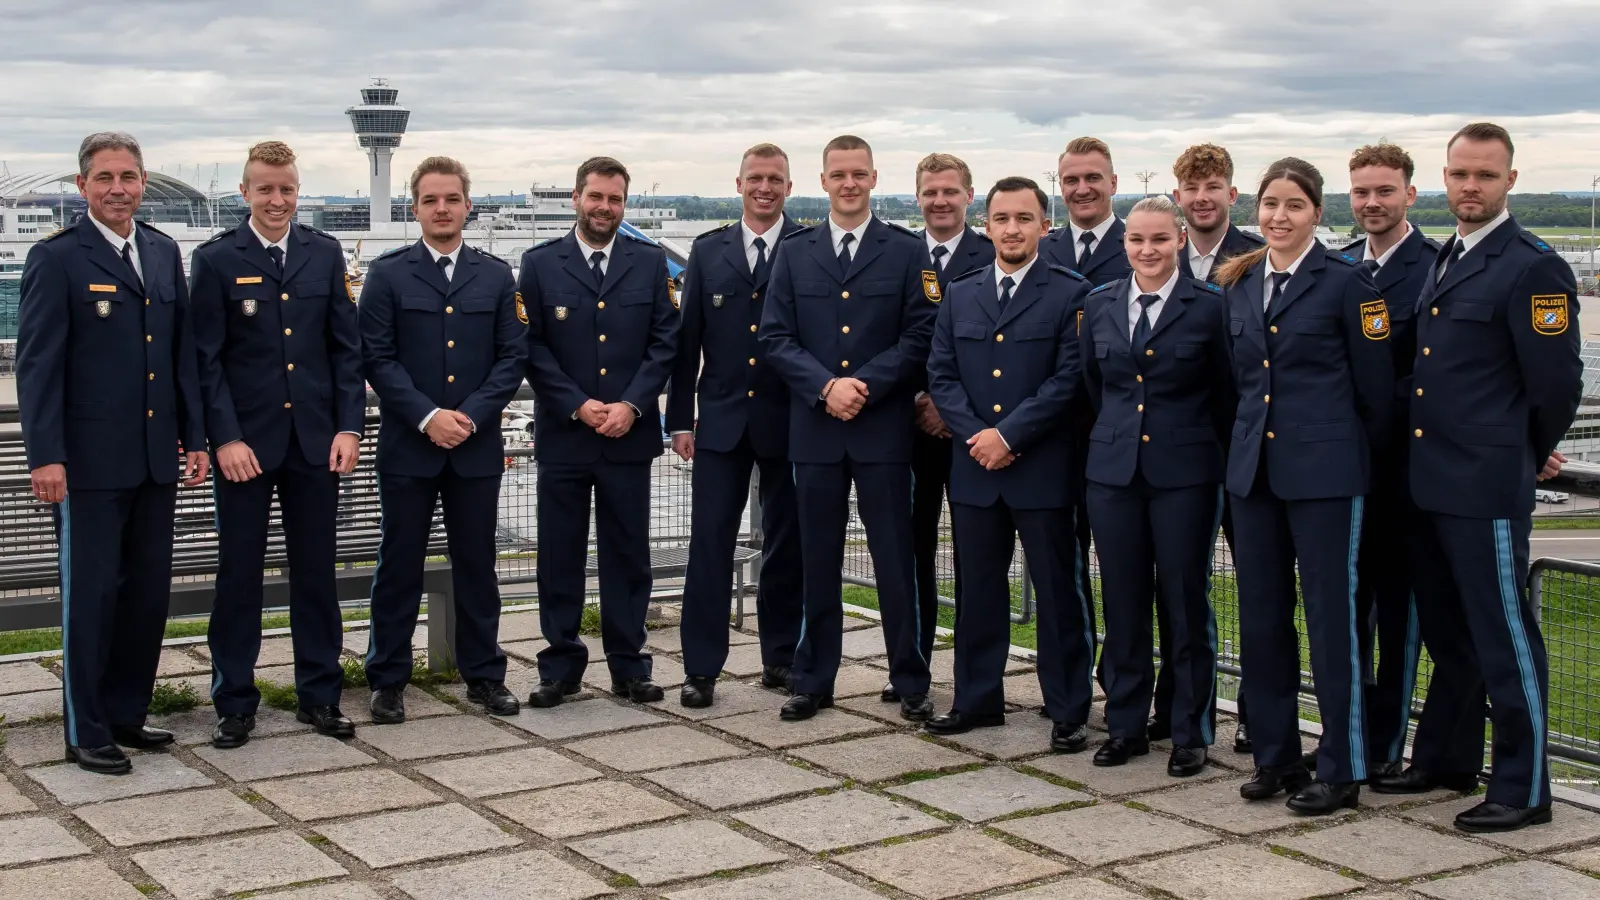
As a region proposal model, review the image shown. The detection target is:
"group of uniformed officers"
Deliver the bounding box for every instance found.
[18,121,1577,837]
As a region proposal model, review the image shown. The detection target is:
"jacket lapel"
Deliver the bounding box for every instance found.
[77,219,146,296]
[721,226,754,288]
[971,266,1002,325]
[993,258,1050,331]
[809,227,843,282]
[561,233,599,296]
[598,239,635,296]
[1241,259,1266,331]
[843,218,885,283]
[280,222,313,286]
[233,221,281,282]
[446,249,480,298]
[410,240,450,296]
[1081,218,1124,278]
[133,225,162,296]
[1267,244,1325,323]
[1433,219,1514,299]
[1148,277,1193,340]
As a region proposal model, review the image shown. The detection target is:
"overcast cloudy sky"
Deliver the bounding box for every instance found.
[3,1,1597,199]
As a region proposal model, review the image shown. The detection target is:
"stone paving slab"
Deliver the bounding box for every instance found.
[1136,776,1356,834]
[253,663,301,685]
[0,661,62,695]
[253,885,388,900]
[193,637,299,668]
[357,714,526,761]
[0,859,147,900]
[564,724,747,772]
[1023,742,1228,795]
[73,787,276,847]
[836,829,1070,899]
[707,707,886,749]
[582,655,689,691]
[657,681,785,721]
[501,698,665,741]
[390,848,615,900]
[194,732,376,781]
[150,704,311,745]
[836,687,957,724]
[734,788,945,852]
[27,755,214,806]
[930,715,1058,760]
[0,774,37,814]
[1357,784,1462,809]
[1278,816,1505,880]
[416,746,601,799]
[569,818,787,886]
[1116,843,1362,900]
[664,866,887,900]
[499,638,546,663]
[888,766,1090,821]
[840,627,890,659]
[316,802,519,868]
[0,689,62,722]
[487,780,686,839]
[995,802,1217,866]
[341,685,459,724]
[994,878,1148,899]
[644,757,839,810]
[1554,845,1600,873]
[1404,796,1600,852]
[719,643,772,678]
[132,829,349,900]
[1415,860,1600,900]
[645,625,758,654]
[1,724,73,766]
[928,648,1028,684]
[251,767,444,821]
[496,612,548,644]
[1001,673,1048,708]
[790,733,982,783]
[0,816,90,867]
[832,664,898,698]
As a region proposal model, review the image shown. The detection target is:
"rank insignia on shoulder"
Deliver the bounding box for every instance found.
[515,291,529,325]
[95,299,111,318]
[89,283,116,293]
[1532,294,1569,335]
[1360,299,1389,339]
[555,306,569,321]
[712,293,724,308]
[241,298,258,317]
[236,276,263,285]
[922,270,941,303]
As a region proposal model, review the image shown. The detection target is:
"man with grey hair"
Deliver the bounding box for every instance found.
[17,131,208,774]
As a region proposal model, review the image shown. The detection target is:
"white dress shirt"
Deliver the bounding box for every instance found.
[1262,239,1318,310]
[419,240,469,433]
[828,217,871,260]
[926,230,963,270]
[743,219,781,272]
[575,228,617,276]
[993,255,1038,299]
[1361,220,1411,270]
[1456,206,1512,256]
[1069,214,1118,261]
[88,212,140,278]
[1127,268,1180,338]
[1186,232,1224,282]
[249,218,290,267]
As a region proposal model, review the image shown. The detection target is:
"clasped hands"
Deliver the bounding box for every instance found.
[577,399,636,438]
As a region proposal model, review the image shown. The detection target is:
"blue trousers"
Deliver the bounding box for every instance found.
[1355,486,1422,766]
[912,431,959,661]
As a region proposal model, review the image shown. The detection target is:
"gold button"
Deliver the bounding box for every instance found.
[1416,388,1423,396]
[447,375,455,383]
[840,360,850,368]
[1431,307,1438,316]
[287,363,295,371]
[992,369,1002,378]
[597,301,606,309]
[445,306,453,314]
[1270,325,1278,334]
[283,402,292,409]
[748,390,755,397]
[1267,431,1275,439]
[1423,347,1430,356]
[749,324,757,333]
[1141,434,1150,442]
[600,368,608,375]
[447,340,455,348]
[1136,375,1143,383]
[1262,360,1269,368]
[281,293,289,301]
[749,358,757,366]
[1136,404,1144,412]
[146,409,153,418]
[144,298,150,306]
[147,372,154,381]
[752,291,759,299]
[993,404,1002,412]
[1145,349,1154,357]
[995,334,1004,342]
[841,291,850,299]
[1264,394,1270,403]
[146,334,152,343]
[599,334,607,342]
[842,326,850,334]
[284,328,292,336]
[1415,429,1424,437]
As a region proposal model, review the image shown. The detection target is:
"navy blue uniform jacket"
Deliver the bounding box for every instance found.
[1410,218,1582,519]
[665,216,802,458]
[911,227,995,396]
[1342,227,1441,460]
[190,221,365,468]
[359,240,528,478]
[1180,223,1265,285]
[1041,218,1131,287]
[1080,276,1235,488]
[520,230,678,464]
[759,217,940,465]
[926,261,1089,509]
[1223,243,1394,500]
[17,218,204,490]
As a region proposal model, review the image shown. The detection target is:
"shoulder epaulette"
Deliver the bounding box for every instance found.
[1341,237,1366,253]
[1194,279,1223,294]
[530,236,562,251]
[373,246,409,262]
[1087,279,1118,295]
[197,229,229,248]
[1327,250,1359,267]
[465,244,510,266]
[883,221,921,239]
[1238,229,1266,245]
[135,220,176,244]
[949,267,986,285]
[1519,231,1554,253]
[41,226,67,242]
[1050,265,1088,283]
[618,230,654,246]
[785,223,819,238]
[970,230,994,243]
[298,223,340,243]
[1420,234,1444,252]
[695,222,736,240]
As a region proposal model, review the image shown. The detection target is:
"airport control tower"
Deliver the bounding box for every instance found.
[345,79,410,226]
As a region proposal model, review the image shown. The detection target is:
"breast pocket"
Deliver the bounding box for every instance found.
[1229,319,1244,336]
[1449,302,1494,323]
[1009,322,1054,341]
[1093,341,1109,358]
[292,279,330,302]
[1174,342,1201,359]
[1295,316,1337,335]
[954,321,989,341]
[401,294,442,313]
[230,285,276,320]
[616,288,653,307]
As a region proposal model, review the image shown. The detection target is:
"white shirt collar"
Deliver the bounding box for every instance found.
[1362,220,1411,269]
[88,212,134,253]
[573,228,615,261]
[1457,206,1512,255]
[994,254,1038,297]
[1129,268,1180,304]
[1266,239,1317,280]
[742,218,781,253]
[829,216,872,256]
[249,218,291,257]
[423,240,463,267]
[925,229,963,266]
[1069,214,1117,249]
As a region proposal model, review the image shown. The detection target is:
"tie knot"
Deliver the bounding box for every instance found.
[1271,271,1290,290]
[752,236,766,251]
[1079,231,1095,246]
[1137,292,1160,308]
[931,245,949,261]
[589,250,605,266]
[437,255,451,271]
[1361,259,1380,276]
[268,245,284,265]
[1000,275,1015,291]
[840,233,855,249]
[1452,239,1466,259]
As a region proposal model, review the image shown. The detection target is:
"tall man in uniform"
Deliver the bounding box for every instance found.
[923,177,1095,751]
[191,141,365,748]
[360,157,527,723]
[18,132,209,774]
[1341,142,1439,777]
[1382,123,1581,834]
[522,156,678,707]
[903,152,995,703]
[668,144,804,707]
[760,135,940,722]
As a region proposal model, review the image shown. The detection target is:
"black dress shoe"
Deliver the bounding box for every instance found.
[213,714,256,749]
[900,693,934,722]
[1369,765,1478,795]
[1093,736,1150,767]
[1240,762,1312,800]
[1233,721,1252,753]
[111,725,175,750]
[1051,722,1089,753]
[880,682,899,703]
[612,677,665,703]
[1146,718,1172,742]
[1455,800,1553,833]
[297,705,356,737]
[780,693,832,721]
[1368,759,1403,781]
[1287,780,1360,815]
[924,710,1004,735]
[65,744,131,775]
[761,666,792,692]
[370,686,406,724]
[527,680,581,708]
[1169,746,1208,777]
[680,676,717,709]
[466,680,520,716]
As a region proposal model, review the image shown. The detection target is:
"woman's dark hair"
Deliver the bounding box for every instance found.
[1214,157,1324,286]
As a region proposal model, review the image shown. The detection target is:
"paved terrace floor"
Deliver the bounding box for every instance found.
[1,608,1599,900]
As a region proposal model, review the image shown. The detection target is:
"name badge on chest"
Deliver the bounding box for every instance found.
[241,298,258,316]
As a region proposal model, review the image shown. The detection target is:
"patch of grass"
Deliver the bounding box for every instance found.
[579,604,604,636]
[256,679,300,712]
[134,884,160,897]
[239,790,264,803]
[0,608,377,657]
[411,654,459,686]
[1124,800,1153,812]
[606,874,639,888]
[340,657,369,689]
[147,681,201,715]
[1015,764,1089,793]
[1532,517,1600,530]
[879,763,986,788]
[989,799,1095,823]
[304,834,330,845]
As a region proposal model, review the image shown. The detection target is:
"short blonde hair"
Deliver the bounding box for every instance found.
[1128,194,1184,232]
[915,153,973,190]
[243,140,296,185]
[410,156,471,201]
[1059,136,1113,167]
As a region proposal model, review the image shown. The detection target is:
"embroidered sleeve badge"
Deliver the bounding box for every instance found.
[1532,294,1569,335]
[1360,300,1390,340]
[922,271,941,303]
[515,291,529,325]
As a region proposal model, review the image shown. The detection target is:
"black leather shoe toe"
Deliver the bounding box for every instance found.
[680,676,717,709]
[1370,765,1478,795]
[1287,780,1360,815]
[1051,722,1089,753]
[612,678,665,703]
[466,680,520,716]
[1233,721,1252,754]
[527,680,581,709]
[111,725,175,750]
[899,693,935,722]
[65,744,131,775]
[370,686,407,724]
[761,666,792,692]
[1240,762,1312,800]
[1454,800,1553,833]
[1093,736,1150,767]
[297,706,356,738]
[924,710,1004,735]
[1146,718,1172,743]
[879,682,899,703]
[780,693,832,721]
[1168,746,1208,777]
[212,714,256,750]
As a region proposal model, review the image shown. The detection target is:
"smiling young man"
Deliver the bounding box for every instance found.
[1173,143,1264,286]
[189,141,366,747]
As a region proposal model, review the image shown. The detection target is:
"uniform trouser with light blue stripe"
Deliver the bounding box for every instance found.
[950,500,1092,722]
[1231,487,1368,784]
[1409,512,1549,809]
[54,480,176,750]
[791,460,929,698]
[1089,477,1222,749]
[1355,486,1422,766]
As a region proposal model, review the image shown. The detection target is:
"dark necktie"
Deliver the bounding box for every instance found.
[437,254,452,284]
[752,236,769,285]
[1436,239,1465,285]
[589,250,605,289]
[838,233,855,275]
[1076,231,1095,271]
[1132,292,1159,356]
[1361,259,1380,278]
[931,244,949,271]
[999,275,1015,310]
[120,243,144,294]
[267,245,284,275]
[1267,271,1290,314]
